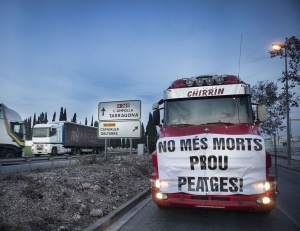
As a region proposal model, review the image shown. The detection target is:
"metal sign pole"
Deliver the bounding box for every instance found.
[105,139,107,161]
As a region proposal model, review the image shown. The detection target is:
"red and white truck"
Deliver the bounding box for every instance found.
[150,74,277,213]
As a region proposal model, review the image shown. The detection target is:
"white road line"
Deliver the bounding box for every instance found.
[276,204,300,229]
[105,197,152,231]
[277,165,300,175]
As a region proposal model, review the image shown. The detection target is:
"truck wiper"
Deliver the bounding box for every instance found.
[205,122,234,125]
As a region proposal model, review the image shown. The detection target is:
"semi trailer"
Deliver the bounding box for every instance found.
[31,122,105,156]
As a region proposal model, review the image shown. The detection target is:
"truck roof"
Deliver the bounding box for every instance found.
[0,103,23,122]
[163,75,250,100]
[168,74,245,89]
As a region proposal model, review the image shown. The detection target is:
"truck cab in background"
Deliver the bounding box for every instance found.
[0,103,25,158]
[32,123,69,156]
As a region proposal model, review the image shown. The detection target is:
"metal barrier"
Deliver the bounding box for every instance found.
[0,151,138,174]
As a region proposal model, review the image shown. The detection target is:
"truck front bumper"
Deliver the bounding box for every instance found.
[151,188,276,212]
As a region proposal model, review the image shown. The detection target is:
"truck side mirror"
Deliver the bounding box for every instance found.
[153,109,160,126]
[257,105,267,122]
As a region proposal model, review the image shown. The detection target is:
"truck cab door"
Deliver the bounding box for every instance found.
[51,128,58,142]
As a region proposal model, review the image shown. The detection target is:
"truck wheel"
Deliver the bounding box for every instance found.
[51,147,57,156]
[4,150,16,158]
[71,148,77,155]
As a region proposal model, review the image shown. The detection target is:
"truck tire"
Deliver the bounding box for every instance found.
[51,147,58,156]
[4,150,16,158]
[71,148,77,155]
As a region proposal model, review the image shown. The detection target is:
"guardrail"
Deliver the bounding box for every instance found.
[0,151,138,174]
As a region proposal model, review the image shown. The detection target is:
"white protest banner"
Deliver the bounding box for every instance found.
[156,134,266,195]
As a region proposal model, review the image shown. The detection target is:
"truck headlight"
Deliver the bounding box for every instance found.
[215,76,224,84]
[185,78,194,87]
[265,181,277,192]
[156,192,168,200]
[205,78,214,85]
[195,78,204,86]
[150,178,160,188]
[256,197,271,204]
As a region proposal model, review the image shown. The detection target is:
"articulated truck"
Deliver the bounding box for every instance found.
[0,103,25,158]
[31,122,105,156]
[150,74,277,213]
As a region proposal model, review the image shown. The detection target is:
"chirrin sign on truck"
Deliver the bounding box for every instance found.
[150,74,277,213]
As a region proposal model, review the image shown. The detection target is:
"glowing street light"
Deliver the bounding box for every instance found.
[272,43,291,165]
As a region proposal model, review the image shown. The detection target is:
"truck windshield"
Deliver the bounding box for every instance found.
[164,96,253,126]
[32,128,51,137]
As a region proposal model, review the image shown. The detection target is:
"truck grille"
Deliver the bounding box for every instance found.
[37,144,43,150]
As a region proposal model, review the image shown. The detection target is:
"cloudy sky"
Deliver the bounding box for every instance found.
[0,0,299,137]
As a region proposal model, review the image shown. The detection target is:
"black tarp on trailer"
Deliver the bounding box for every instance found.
[63,122,105,148]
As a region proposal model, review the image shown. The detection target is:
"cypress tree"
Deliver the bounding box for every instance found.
[29,116,32,139]
[44,112,48,124]
[59,107,64,121]
[63,108,67,121]
[52,112,56,122]
[117,139,121,148]
[126,138,130,148]
[71,113,77,123]
[24,118,28,139]
[145,113,158,153]
[33,113,36,127]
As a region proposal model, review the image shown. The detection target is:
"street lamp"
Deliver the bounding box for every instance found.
[272,43,291,165]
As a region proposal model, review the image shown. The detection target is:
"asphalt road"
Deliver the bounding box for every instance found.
[107,166,300,231]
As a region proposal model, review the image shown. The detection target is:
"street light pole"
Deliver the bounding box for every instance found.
[272,44,291,165]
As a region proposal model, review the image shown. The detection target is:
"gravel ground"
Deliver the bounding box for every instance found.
[0,154,151,231]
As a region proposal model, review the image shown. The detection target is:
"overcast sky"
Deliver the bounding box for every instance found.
[0,0,299,137]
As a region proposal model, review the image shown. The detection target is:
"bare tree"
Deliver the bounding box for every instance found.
[269,36,300,108]
[251,80,286,135]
